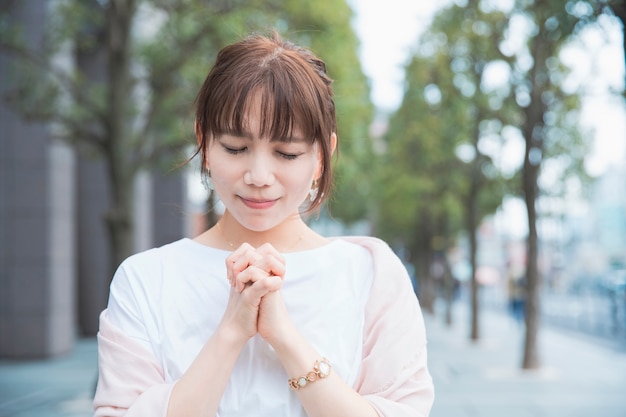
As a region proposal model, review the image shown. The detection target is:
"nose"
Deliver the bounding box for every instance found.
[243,153,275,187]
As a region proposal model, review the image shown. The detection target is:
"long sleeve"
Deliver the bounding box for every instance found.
[93,310,174,417]
[346,237,435,417]
[92,237,433,417]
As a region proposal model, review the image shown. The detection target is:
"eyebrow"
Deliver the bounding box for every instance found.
[222,129,307,143]
[273,135,307,143]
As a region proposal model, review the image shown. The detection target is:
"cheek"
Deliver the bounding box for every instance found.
[210,164,236,186]
[206,157,236,189]
[290,161,318,190]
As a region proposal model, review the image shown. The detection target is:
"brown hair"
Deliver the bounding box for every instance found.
[194,31,336,212]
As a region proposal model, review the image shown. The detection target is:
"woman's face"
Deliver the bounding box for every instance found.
[206,97,322,232]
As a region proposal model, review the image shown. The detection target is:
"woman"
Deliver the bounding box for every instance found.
[94,31,434,417]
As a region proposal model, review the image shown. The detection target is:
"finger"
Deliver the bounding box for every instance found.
[255,243,285,264]
[252,254,286,279]
[225,243,251,282]
[253,243,286,277]
[241,275,283,302]
[225,242,255,263]
[234,265,270,293]
[232,251,263,289]
[226,244,260,287]
[262,275,283,292]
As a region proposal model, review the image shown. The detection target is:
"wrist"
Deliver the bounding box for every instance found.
[215,321,251,351]
[288,357,332,390]
[258,290,296,348]
[263,314,299,350]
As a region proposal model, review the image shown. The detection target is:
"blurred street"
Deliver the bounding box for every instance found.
[542,290,626,347]
[427,299,626,417]
[1,298,626,417]
[0,338,97,417]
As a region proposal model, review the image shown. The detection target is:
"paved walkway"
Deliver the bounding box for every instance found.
[0,338,97,417]
[1,302,626,416]
[426,303,626,417]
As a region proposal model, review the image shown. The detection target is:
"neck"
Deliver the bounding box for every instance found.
[217,211,309,252]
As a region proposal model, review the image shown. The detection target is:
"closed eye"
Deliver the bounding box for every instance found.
[277,151,301,160]
[223,145,247,155]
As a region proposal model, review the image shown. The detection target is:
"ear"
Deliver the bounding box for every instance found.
[195,120,211,171]
[194,120,202,146]
[330,132,337,155]
[314,132,337,180]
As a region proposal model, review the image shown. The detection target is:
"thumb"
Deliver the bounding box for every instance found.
[242,275,283,305]
[265,275,283,292]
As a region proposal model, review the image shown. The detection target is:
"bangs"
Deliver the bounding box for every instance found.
[201,53,328,143]
[194,31,337,212]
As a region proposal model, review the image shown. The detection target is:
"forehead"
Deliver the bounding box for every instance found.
[234,94,296,138]
[219,87,316,143]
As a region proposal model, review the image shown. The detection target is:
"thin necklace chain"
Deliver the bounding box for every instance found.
[216,221,304,252]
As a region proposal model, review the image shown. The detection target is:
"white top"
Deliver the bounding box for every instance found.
[106,237,374,417]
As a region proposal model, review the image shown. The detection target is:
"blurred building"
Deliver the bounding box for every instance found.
[535,162,626,291]
[590,164,626,269]
[0,2,193,359]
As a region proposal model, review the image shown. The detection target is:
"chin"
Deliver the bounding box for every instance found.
[233,214,282,233]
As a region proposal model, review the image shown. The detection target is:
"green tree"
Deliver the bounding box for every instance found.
[1,0,372,284]
[271,0,376,224]
[596,1,625,90]
[510,0,599,369]
[1,0,260,274]
[377,51,466,314]
[377,2,513,326]
[427,1,517,339]
[386,0,604,369]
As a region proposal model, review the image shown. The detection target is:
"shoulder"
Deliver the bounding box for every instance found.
[107,239,196,328]
[111,239,191,293]
[121,238,191,267]
[332,236,400,263]
[334,236,412,291]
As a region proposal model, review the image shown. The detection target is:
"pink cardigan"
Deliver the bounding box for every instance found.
[93,236,434,416]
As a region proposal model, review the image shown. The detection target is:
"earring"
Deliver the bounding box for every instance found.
[309,179,319,202]
[201,169,214,191]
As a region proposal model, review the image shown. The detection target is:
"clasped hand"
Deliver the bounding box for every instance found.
[220,243,292,347]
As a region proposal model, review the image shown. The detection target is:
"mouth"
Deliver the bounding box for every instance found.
[239,197,279,209]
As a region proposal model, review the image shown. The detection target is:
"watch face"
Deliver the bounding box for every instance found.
[317,359,331,377]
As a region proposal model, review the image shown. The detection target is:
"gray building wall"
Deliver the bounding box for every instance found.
[0,0,76,358]
[76,157,112,336]
[74,11,113,337]
[153,170,190,247]
[0,0,191,358]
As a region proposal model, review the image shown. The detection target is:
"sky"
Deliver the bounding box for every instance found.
[348,0,442,112]
[348,0,626,178]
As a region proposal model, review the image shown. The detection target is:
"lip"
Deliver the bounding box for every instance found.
[240,197,278,210]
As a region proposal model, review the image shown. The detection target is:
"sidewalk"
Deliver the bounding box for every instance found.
[1,303,626,417]
[0,338,97,417]
[425,303,626,417]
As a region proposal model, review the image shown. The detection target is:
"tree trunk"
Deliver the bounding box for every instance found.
[467,119,482,341]
[468,226,479,340]
[442,253,455,326]
[522,150,541,369]
[75,0,111,335]
[104,174,135,274]
[520,17,551,369]
[104,0,137,272]
[467,192,479,341]
[413,220,435,314]
[612,1,626,96]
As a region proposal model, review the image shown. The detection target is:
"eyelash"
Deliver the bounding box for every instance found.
[222,145,300,160]
[223,145,246,155]
[278,152,299,160]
